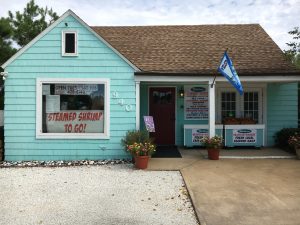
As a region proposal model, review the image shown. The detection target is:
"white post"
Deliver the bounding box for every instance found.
[135,81,140,130]
[208,80,216,137]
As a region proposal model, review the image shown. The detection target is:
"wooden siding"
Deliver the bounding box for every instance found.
[267,83,298,146]
[4,15,135,161]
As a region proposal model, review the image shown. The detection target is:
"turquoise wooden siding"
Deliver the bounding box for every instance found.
[267,83,298,146]
[4,15,135,161]
[140,83,208,146]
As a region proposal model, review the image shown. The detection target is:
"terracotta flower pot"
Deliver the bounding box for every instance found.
[134,155,150,169]
[207,148,220,160]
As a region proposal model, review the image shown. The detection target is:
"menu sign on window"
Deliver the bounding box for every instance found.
[184,85,208,120]
[55,84,98,95]
[233,129,256,143]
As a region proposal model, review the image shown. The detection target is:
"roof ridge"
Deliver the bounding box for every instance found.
[91,24,260,28]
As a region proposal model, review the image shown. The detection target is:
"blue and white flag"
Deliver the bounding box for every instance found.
[218,52,243,95]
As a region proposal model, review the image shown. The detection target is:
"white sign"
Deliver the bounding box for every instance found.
[55,84,98,95]
[46,110,104,133]
[233,129,257,143]
[46,95,60,113]
[184,85,208,120]
[192,128,208,143]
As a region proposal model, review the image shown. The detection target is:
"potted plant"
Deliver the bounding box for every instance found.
[121,130,156,169]
[288,134,300,159]
[126,142,156,169]
[201,135,223,160]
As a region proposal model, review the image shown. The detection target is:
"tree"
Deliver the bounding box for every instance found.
[284,27,300,68]
[0,18,16,67]
[8,0,59,47]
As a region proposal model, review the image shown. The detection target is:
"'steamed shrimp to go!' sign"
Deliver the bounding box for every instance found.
[46,110,104,133]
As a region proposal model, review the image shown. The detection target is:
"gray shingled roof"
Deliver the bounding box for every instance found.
[92,24,299,75]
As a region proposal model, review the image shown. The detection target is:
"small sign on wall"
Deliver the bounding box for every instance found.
[233,129,257,143]
[192,128,208,143]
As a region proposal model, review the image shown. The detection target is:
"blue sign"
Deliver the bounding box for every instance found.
[218,52,243,95]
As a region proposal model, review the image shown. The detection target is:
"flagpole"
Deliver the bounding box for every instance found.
[211,48,228,88]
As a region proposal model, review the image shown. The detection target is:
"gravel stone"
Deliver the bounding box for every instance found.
[0,164,198,225]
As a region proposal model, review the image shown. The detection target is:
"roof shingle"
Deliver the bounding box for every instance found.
[92,24,298,75]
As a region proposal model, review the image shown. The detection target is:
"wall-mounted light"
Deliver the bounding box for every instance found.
[179,87,184,98]
[65,22,68,27]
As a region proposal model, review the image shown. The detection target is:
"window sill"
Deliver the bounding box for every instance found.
[61,53,78,57]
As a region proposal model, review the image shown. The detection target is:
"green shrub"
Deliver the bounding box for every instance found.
[121,130,154,151]
[274,128,300,153]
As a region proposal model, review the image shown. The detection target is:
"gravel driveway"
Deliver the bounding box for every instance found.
[0,164,198,225]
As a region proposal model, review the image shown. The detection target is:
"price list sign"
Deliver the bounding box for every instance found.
[184,85,208,120]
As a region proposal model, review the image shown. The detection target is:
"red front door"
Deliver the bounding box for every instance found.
[149,87,176,145]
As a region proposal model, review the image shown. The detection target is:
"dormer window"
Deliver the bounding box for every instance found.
[62,31,77,56]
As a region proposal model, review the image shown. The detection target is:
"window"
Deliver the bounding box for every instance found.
[153,91,173,104]
[62,31,77,56]
[243,92,259,122]
[221,92,236,120]
[36,78,110,139]
[217,87,263,124]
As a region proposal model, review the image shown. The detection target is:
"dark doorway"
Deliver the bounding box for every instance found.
[149,87,176,145]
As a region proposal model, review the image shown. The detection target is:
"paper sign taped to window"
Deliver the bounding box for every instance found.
[144,116,155,132]
[46,95,60,113]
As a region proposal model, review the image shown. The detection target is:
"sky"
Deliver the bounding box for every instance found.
[0,0,299,50]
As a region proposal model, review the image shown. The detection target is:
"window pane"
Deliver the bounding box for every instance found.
[65,33,75,53]
[42,83,104,133]
[254,93,258,101]
[244,93,248,101]
[153,91,172,104]
[221,91,236,121]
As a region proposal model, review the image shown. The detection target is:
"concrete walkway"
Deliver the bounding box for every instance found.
[148,149,300,225]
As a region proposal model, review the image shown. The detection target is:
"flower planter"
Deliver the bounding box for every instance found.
[207,148,220,160]
[134,155,150,169]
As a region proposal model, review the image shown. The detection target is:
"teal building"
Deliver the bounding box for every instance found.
[1,10,299,160]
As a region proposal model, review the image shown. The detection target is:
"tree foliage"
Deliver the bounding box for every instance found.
[0,18,17,67]
[8,0,59,47]
[284,27,300,68]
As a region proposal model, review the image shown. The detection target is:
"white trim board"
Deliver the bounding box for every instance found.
[1,10,140,71]
[135,75,300,82]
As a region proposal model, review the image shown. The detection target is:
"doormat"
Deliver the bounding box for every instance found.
[152,145,182,158]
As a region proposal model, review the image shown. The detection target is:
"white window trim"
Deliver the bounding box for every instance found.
[216,86,264,124]
[62,30,78,56]
[36,78,110,139]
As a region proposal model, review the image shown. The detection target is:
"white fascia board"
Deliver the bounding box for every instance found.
[134,75,300,82]
[1,9,140,72]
